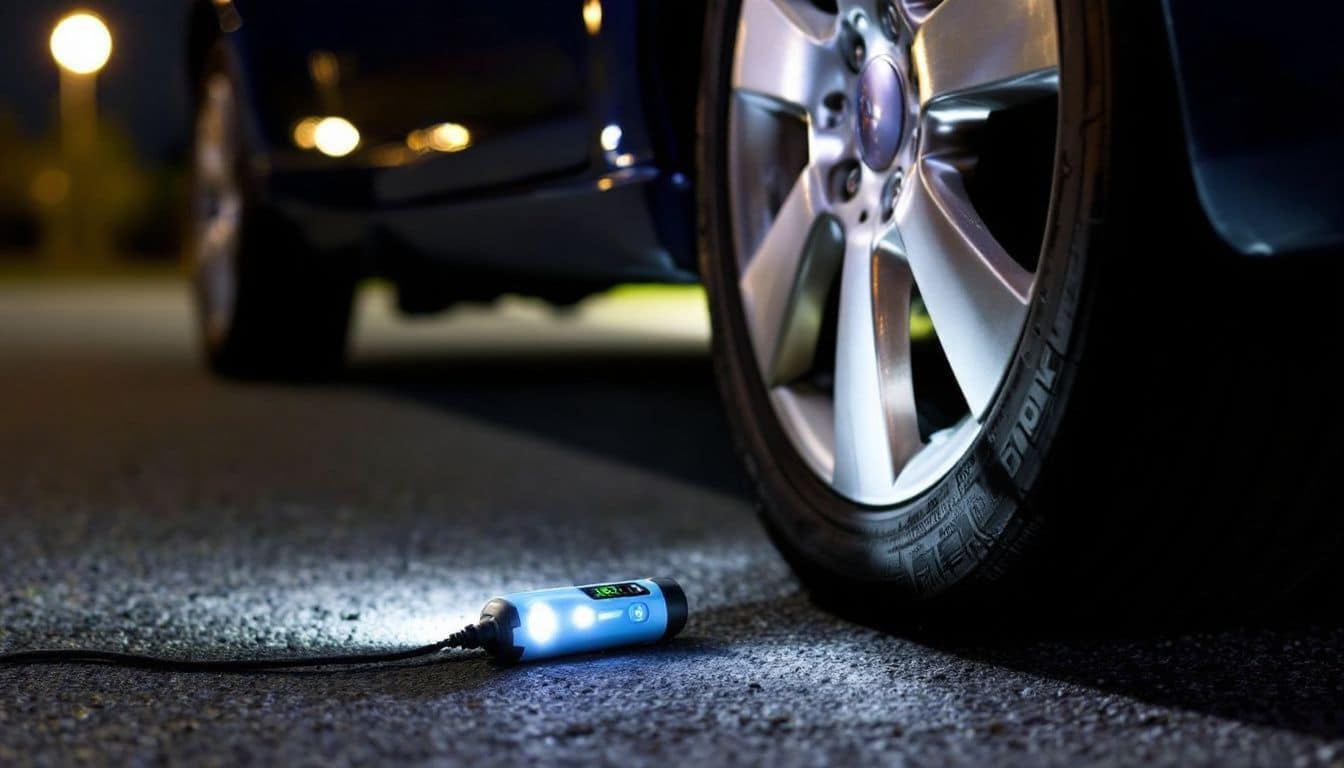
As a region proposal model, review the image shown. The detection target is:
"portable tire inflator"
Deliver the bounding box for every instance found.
[0,578,688,671]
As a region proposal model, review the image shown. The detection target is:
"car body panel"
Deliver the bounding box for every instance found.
[195,0,702,289]
[191,0,1338,298]
[230,0,593,187]
[1162,0,1344,256]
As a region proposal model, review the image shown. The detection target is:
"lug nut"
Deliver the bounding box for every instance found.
[831,161,862,202]
[842,22,866,73]
[822,92,848,128]
[881,168,904,221]
[832,161,862,202]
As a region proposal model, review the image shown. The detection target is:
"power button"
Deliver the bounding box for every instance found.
[627,602,649,623]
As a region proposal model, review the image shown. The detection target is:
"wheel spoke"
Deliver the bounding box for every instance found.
[733,0,838,112]
[911,0,1058,108]
[896,156,1031,417]
[831,235,920,502]
[739,165,833,384]
[871,242,923,477]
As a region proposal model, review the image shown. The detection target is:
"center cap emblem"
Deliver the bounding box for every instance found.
[857,57,905,171]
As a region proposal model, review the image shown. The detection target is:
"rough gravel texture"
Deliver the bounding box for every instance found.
[1,281,1342,767]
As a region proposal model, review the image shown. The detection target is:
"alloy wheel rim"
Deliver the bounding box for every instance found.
[728,0,1061,506]
[191,72,243,346]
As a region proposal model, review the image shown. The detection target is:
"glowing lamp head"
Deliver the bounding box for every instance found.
[50,12,113,75]
[525,602,559,645]
[570,605,596,630]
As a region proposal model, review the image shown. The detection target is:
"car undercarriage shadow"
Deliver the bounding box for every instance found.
[345,348,1344,740]
[345,350,752,501]
[891,611,1344,740]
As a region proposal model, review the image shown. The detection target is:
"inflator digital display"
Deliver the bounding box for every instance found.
[581,582,650,600]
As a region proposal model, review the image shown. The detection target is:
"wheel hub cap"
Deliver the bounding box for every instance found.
[857,56,904,171]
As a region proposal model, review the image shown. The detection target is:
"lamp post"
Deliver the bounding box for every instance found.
[49,12,112,260]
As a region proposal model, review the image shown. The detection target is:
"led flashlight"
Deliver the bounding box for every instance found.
[0,578,689,671]
[453,577,688,663]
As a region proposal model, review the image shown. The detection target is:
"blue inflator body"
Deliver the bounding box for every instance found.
[477,577,687,662]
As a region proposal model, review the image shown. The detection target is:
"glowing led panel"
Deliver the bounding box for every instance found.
[525,602,559,645]
[571,605,596,629]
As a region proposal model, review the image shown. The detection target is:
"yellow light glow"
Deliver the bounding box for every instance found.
[407,122,472,154]
[910,298,935,341]
[583,0,603,36]
[308,50,339,87]
[29,167,70,206]
[597,177,615,192]
[50,12,113,75]
[292,117,321,149]
[429,122,471,152]
[369,143,415,167]
[313,116,360,157]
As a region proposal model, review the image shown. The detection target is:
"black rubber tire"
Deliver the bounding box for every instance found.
[698,0,1344,621]
[188,45,354,381]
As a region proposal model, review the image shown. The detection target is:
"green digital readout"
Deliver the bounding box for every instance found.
[581,582,650,600]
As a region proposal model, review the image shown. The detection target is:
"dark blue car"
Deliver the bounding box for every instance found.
[185,0,1344,615]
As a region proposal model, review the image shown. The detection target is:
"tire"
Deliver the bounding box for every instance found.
[698,0,1344,619]
[187,44,354,380]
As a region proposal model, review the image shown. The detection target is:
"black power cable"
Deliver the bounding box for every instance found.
[0,623,494,673]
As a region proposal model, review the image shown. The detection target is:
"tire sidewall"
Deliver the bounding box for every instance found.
[697,0,1109,599]
[188,42,251,363]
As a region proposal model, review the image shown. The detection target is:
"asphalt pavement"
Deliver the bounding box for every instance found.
[1,278,1342,767]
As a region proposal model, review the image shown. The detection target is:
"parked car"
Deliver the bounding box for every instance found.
[186,0,1344,614]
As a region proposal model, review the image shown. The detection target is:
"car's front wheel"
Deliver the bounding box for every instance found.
[699,0,1344,616]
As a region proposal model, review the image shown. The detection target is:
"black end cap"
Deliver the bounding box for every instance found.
[479,598,524,663]
[652,577,688,640]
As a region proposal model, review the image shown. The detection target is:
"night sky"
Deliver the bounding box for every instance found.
[1,0,190,161]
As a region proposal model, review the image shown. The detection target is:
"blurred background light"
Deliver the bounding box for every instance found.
[307,50,339,89]
[292,117,321,150]
[428,122,471,153]
[50,12,112,75]
[582,0,603,36]
[600,123,622,152]
[407,122,472,154]
[29,168,71,207]
[312,116,359,157]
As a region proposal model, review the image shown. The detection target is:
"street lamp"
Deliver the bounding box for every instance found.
[50,11,111,155]
[48,11,112,260]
